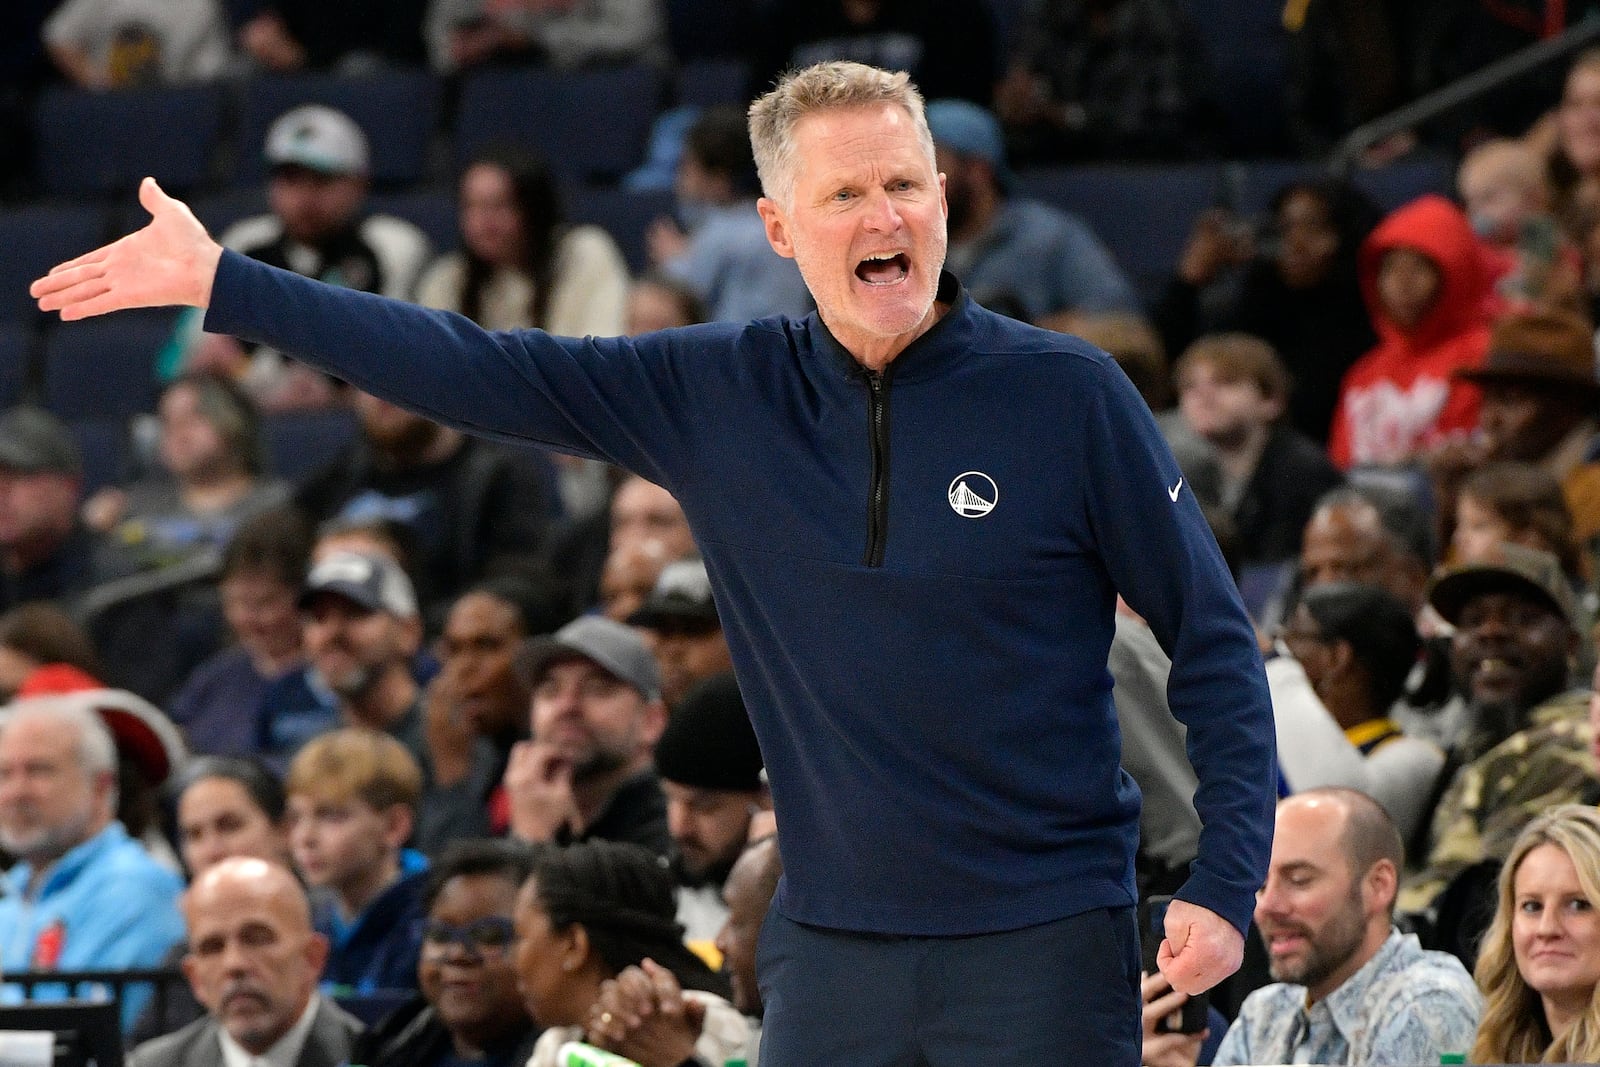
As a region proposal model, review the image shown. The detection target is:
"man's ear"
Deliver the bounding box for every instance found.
[382,803,414,851]
[1327,638,1356,681]
[305,931,330,977]
[757,198,795,260]
[90,768,117,821]
[180,952,208,1008]
[399,614,424,657]
[1365,858,1398,916]
[639,698,667,750]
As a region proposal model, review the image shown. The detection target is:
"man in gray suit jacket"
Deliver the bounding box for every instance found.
[130,858,364,1067]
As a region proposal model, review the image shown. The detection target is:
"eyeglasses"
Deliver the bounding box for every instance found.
[421,917,516,956]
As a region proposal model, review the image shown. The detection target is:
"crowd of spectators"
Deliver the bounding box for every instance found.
[13,2,1600,1066]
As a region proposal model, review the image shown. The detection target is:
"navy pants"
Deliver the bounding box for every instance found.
[756,906,1141,1067]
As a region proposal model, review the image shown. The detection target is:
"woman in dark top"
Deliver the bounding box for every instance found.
[358,840,540,1067]
[1160,178,1382,444]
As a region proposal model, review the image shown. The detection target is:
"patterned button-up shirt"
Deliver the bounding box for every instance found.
[1213,930,1480,1065]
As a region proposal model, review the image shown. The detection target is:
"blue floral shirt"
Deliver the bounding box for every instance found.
[1214,930,1480,1065]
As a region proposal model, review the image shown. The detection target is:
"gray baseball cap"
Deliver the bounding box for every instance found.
[518,615,662,701]
[0,407,81,477]
[299,551,418,618]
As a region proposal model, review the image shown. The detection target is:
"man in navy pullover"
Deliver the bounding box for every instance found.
[35,60,1276,1067]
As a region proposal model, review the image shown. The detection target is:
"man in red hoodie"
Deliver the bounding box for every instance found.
[1328,194,1493,469]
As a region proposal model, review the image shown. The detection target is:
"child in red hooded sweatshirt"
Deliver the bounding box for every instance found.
[1328,194,1494,468]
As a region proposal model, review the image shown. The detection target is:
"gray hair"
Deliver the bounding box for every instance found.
[1,697,119,781]
[747,61,935,208]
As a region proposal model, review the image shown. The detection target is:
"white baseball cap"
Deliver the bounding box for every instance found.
[264,104,370,177]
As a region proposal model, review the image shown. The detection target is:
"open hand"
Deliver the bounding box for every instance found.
[32,178,222,320]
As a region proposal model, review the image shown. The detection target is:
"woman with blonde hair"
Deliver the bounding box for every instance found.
[1472,803,1600,1063]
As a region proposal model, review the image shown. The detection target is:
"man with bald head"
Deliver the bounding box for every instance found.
[1144,789,1480,1066]
[130,858,363,1067]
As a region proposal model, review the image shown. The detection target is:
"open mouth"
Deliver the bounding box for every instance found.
[1267,934,1306,954]
[855,253,909,285]
[1473,655,1523,683]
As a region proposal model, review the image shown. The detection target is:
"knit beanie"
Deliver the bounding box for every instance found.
[653,672,763,793]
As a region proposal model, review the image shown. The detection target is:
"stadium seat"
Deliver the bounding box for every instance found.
[262,406,360,483]
[1013,164,1221,300]
[368,187,458,254]
[1224,155,1456,224]
[983,0,1033,68]
[1229,159,1320,218]
[455,66,664,185]
[42,308,179,419]
[0,205,105,323]
[676,59,751,107]
[34,84,226,198]
[665,0,752,59]
[1177,0,1290,156]
[0,322,34,409]
[66,417,132,496]
[185,188,272,240]
[1351,153,1455,212]
[233,70,442,189]
[568,187,677,275]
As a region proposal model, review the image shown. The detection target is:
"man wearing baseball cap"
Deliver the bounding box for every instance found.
[191,105,430,406]
[221,105,430,302]
[266,550,428,772]
[1400,542,1591,917]
[628,558,734,708]
[0,406,96,612]
[502,615,670,857]
[925,98,1137,324]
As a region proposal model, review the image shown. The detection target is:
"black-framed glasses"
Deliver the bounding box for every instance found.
[421,917,516,956]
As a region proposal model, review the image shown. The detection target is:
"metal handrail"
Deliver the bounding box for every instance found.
[1331,13,1600,174]
[4,968,188,1034]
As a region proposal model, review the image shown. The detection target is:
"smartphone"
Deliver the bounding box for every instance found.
[1139,895,1210,1034]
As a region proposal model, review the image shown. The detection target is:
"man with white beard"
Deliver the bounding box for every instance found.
[0,698,184,1028]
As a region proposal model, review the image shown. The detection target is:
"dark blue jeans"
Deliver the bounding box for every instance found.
[756,906,1141,1067]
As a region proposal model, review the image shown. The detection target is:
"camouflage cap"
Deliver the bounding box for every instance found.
[1427,542,1577,630]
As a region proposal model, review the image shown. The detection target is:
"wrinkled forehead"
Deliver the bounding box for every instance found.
[187,892,304,940]
[0,714,81,765]
[789,104,935,178]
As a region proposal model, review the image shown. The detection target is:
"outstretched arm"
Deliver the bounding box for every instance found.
[32,178,221,319]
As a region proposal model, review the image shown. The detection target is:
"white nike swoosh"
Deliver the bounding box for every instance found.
[1168,478,1183,502]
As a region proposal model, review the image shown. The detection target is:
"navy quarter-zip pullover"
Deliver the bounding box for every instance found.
[206,252,1276,937]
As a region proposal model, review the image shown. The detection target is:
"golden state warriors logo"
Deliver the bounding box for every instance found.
[948,472,998,518]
